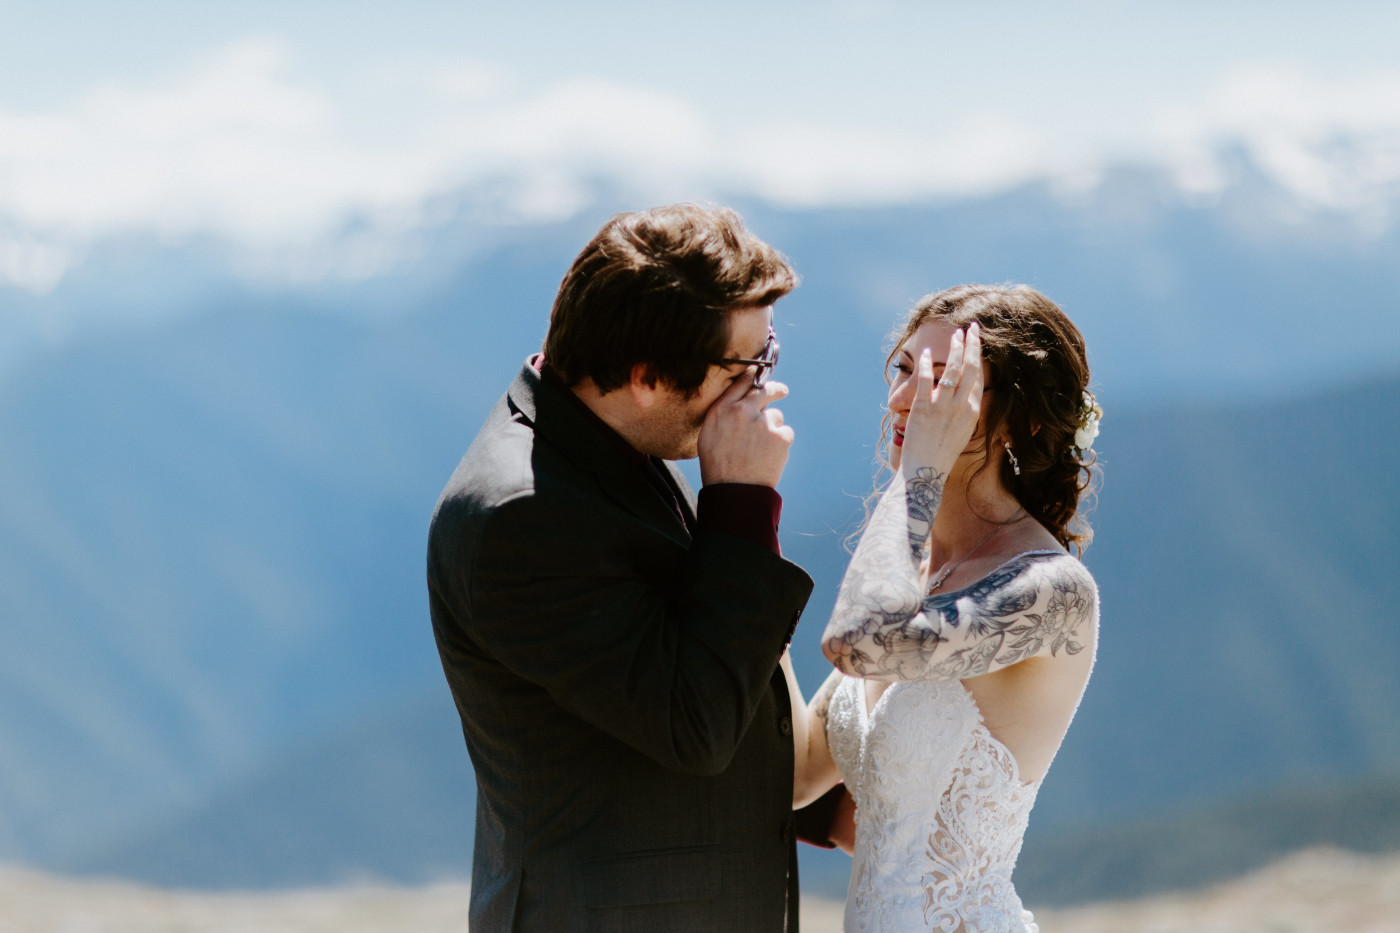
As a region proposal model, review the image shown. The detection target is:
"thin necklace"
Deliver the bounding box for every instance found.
[927,509,1026,593]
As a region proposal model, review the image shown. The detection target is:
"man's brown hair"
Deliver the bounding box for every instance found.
[543,204,796,397]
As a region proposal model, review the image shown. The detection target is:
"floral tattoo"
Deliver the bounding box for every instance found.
[822,471,1095,681]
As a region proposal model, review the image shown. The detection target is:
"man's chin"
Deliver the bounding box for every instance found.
[662,443,700,462]
[663,427,703,462]
[639,419,703,462]
[637,434,699,462]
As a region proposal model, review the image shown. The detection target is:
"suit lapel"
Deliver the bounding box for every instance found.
[592,459,692,549]
[507,362,692,548]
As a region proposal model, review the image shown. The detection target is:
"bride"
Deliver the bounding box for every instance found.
[784,285,1102,933]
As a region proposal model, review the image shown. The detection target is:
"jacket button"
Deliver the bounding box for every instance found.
[779,716,793,736]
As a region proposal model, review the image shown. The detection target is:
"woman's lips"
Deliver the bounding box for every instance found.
[893,427,905,447]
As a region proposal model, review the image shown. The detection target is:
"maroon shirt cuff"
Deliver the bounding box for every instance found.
[696,484,782,555]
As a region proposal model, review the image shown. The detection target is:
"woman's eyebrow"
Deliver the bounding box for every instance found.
[899,349,949,368]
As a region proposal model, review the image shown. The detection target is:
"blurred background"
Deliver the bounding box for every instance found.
[2,0,1398,915]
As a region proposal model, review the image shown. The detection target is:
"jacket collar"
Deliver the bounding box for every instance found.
[506,357,695,545]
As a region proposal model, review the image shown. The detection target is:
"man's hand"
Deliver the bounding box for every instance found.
[698,378,794,488]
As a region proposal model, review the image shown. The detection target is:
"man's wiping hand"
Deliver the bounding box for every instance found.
[698,378,794,488]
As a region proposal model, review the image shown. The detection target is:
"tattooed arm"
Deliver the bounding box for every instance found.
[821,470,1098,681]
[820,467,945,680]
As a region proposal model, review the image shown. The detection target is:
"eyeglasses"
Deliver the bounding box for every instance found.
[719,328,780,388]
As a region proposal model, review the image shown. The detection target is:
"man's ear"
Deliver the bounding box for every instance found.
[627,362,662,409]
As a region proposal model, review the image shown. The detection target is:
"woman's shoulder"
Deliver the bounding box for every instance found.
[943,548,1097,614]
[1013,547,1095,581]
[1004,548,1097,599]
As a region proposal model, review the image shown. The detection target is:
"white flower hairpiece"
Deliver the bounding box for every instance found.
[1073,390,1102,454]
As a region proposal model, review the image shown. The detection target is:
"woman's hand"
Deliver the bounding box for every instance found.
[899,322,984,483]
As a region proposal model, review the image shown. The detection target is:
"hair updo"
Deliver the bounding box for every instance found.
[884,284,1099,553]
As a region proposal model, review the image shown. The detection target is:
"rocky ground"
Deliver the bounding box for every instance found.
[2,846,1395,933]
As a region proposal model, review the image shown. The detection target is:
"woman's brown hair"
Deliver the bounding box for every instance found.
[883,284,1099,553]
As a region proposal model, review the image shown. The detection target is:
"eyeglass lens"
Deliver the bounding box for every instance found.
[755,332,778,387]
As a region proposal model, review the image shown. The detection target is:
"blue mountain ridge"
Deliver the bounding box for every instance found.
[1,164,1397,893]
[55,372,1400,898]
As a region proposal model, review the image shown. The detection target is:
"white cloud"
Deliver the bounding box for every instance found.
[0,234,74,295]
[0,39,338,238]
[3,40,1400,294]
[1154,66,1400,213]
[0,40,727,290]
[728,115,1050,207]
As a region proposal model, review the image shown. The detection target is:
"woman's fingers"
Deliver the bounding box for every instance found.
[898,323,987,481]
[941,326,966,392]
[916,346,936,405]
[957,322,984,403]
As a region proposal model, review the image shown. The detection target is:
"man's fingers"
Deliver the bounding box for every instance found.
[755,380,789,408]
[715,377,789,415]
[716,370,757,406]
[698,381,794,487]
[765,412,794,444]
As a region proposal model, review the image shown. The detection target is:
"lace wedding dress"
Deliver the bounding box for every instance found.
[821,471,1098,932]
[827,675,1041,933]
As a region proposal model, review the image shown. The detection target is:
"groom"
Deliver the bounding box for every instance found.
[428,204,815,931]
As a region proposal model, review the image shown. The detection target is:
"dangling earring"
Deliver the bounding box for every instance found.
[1003,441,1021,476]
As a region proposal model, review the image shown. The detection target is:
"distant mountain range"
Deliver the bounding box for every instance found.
[1,156,1397,900]
[43,369,1400,902]
[1016,774,1400,906]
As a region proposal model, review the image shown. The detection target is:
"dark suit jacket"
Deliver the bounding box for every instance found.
[428,360,815,932]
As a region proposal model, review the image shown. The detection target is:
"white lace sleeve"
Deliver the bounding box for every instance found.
[822,468,1097,682]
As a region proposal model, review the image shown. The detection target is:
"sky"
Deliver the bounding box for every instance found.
[2,1,1399,290]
